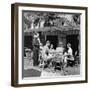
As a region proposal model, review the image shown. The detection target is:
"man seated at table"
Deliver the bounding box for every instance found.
[55,42,64,61]
[51,42,64,71]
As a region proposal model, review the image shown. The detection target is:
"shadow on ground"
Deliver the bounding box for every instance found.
[23,69,41,77]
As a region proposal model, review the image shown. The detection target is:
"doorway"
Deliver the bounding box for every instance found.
[46,35,58,49]
[24,35,33,50]
[66,35,79,55]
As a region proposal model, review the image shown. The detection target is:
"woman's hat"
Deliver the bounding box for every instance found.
[67,43,71,47]
[34,33,39,38]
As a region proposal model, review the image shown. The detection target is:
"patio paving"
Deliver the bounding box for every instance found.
[23,57,80,77]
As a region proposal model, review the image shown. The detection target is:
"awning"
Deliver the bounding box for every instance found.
[24,26,80,35]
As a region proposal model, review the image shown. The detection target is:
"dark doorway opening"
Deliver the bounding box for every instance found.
[24,35,33,50]
[66,35,79,55]
[46,35,58,49]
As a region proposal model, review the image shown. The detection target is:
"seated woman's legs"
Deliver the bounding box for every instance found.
[64,56,68,67]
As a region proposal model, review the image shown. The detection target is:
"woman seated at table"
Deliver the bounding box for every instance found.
[40,41,56,68]
[49,44,56,56]
[64,43,74,67]
[42,41,54,61]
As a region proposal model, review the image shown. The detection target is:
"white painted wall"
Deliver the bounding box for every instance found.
[0,0,89,90]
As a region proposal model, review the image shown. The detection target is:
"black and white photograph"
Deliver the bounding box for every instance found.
[11,3,87,86]
[23,11,81,78]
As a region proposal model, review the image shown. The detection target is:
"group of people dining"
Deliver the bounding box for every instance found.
[33,32,74,70]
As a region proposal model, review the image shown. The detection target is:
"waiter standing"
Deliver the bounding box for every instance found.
[33,32,41,66]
